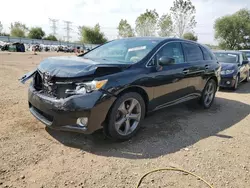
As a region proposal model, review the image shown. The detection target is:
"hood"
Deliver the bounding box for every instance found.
[219,62,238,70]
[38,56,130,78]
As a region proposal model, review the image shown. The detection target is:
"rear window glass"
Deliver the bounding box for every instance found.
[183,43,203,62]
[201,46,212,60]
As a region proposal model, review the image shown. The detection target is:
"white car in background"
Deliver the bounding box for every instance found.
[239,50,250,61]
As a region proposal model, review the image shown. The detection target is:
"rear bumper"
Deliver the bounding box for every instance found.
[28,85,116,134]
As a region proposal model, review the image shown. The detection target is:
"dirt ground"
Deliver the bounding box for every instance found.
[0,52,249,188]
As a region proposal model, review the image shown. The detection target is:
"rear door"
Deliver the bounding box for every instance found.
[182,42,207,94]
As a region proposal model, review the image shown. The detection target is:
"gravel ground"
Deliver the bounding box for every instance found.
[0,52,249,188]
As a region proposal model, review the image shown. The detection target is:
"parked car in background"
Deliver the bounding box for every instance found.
[20,37,221,140]
[239,50,250,61]
[214,51,250,90]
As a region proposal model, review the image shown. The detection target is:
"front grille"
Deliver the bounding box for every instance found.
[33,71,76,99]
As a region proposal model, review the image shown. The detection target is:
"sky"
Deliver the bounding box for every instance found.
[0,0,250,44]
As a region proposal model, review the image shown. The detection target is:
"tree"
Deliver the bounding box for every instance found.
[79,24,107,44]
[214,9,250,50]
[170,0,197,37]
[183,32,198,41]
[135,9,159,36]
[158,14,173,37]
[10,22,28,37]
[117,19,134,38]
[28,27,45,39]
[44,35,58,41]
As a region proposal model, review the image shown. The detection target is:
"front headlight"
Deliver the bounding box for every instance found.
[65,79,108,95]
[221,70,235,75]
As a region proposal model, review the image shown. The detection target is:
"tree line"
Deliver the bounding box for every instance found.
[118,0,197,41]
[0,21,58,41]
[0,0,250,48]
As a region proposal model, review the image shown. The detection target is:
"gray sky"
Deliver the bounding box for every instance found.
[0,0,249,44]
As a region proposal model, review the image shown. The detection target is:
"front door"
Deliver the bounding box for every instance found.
[149,42,191,110]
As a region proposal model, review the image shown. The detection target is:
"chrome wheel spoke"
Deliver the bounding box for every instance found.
[128,99,138,113]
[118,102,127,115]
[115,117,126,129]
[124,120,130,134]
[129,113,140,121]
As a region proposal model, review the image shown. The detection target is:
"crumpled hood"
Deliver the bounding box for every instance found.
[38,56,130,78]
[219,62,237,70]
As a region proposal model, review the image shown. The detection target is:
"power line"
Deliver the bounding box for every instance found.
[49,18,59,36]
[63,20,73,42]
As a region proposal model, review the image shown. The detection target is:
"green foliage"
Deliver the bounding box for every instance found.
[158,14,173,37]
[44,35,58,41]
[79,24,107,44]
[214,9,250,50]
[135,9,159,36]
[118,19,134,38]
[10,22,28,37]
[183,32,198,41]
[28,27,45,39]
[170,0,196,37]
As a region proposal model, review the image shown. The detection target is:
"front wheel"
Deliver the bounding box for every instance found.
[233,75,239,90]
[200,79,217,109]
[105,92,145,141]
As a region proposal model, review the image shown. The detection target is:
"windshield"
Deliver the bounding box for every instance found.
[214,53,239,63]
[83,39,161,64]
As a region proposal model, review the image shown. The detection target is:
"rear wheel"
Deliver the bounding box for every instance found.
[200,79,216,109]
[105,92,145,141]
[233,75,239,90]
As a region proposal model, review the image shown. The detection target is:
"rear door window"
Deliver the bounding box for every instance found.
[183,43,203,62]
[201,46,212,60]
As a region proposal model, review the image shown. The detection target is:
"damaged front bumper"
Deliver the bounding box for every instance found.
[28,84,116,134]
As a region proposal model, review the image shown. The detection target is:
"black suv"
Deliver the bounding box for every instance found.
[20,38,221,140]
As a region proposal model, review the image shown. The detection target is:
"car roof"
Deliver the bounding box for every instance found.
[213,50,243,55]
[118,37,199,44]
[239,50,250,52]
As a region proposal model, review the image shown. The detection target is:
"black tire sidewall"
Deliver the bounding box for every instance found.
[106,92,146,141]
[201,79,216,109]
[233,75,239,90]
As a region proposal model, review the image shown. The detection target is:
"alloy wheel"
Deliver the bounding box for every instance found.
[115,98,141,136]
[204,81,215,106]
[234,76,239,89]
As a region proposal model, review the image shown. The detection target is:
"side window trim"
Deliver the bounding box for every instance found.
[199,46,206,60]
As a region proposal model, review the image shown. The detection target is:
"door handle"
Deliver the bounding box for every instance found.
[205,65,209,69]
[183,69,189,74]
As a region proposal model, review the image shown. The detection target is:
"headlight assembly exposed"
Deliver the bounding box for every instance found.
[65,79,108,95]
[221,70,235,75]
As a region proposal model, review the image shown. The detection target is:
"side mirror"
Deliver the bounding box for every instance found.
[158,56,175,66]
[242,60,249,65]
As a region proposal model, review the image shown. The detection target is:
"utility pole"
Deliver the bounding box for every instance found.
[63,21,72,43]
[49,18,59,36]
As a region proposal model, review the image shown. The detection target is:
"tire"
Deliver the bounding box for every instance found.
[233,75,239,90]
[105,92,145,141]
[200,79,217,109]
